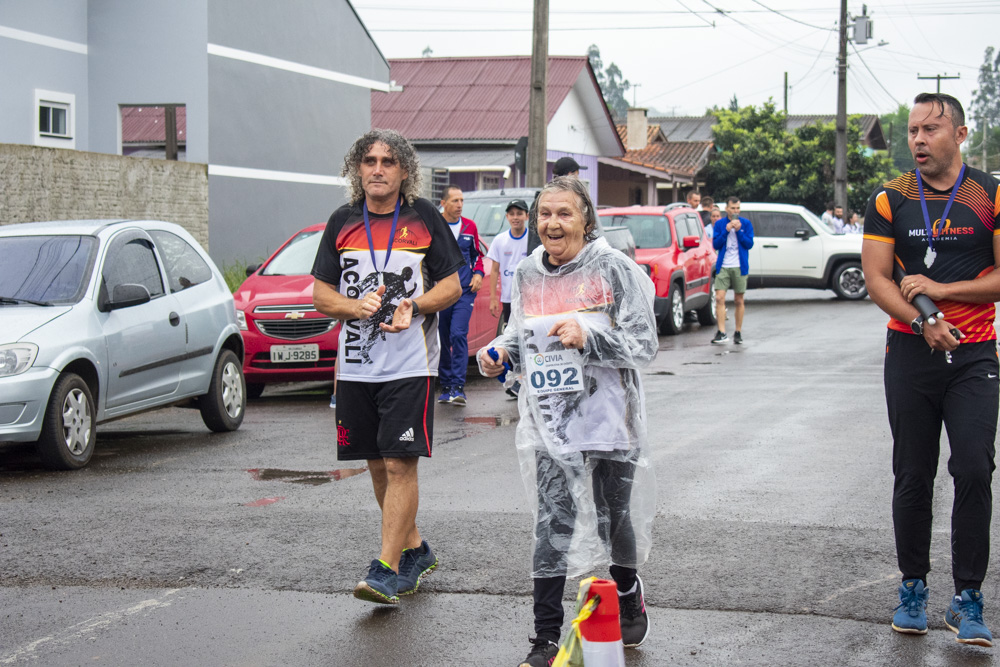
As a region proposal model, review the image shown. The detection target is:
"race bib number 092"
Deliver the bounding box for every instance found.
[527,350,583,396]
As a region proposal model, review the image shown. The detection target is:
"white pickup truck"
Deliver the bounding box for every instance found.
[737,202,866,300]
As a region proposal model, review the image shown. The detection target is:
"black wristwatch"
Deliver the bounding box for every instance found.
[411,300,420,317]
[910,315,925,336]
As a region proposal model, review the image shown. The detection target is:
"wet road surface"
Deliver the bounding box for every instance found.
[2,289,999,665]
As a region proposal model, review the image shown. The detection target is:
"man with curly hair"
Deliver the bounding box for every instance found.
[312,129,463,604]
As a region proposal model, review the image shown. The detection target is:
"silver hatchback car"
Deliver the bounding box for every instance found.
[0,220,246,469]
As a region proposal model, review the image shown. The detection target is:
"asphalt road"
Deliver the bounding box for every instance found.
[2,288,999,666]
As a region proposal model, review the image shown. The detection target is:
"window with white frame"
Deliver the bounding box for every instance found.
[35,90,76,149]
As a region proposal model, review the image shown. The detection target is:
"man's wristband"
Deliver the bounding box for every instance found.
[411,300,420,317]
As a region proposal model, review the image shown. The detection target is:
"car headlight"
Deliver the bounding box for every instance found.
[0,343,38,377]
[235,309,248,331]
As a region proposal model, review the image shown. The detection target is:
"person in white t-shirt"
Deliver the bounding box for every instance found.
[487,199,530,334]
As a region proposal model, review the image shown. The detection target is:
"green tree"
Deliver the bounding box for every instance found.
[880,103,914,173]
[969,46,1000,172]
[587,44,631,121]
[703,101,898,215]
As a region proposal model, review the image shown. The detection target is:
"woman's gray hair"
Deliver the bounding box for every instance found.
[536,176,599,242]
[342,129,423,206]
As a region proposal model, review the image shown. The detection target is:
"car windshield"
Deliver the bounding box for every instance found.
[609,215,670,249]
[462,200,510,239]
[0,235,97,305]
[263,230,323,275]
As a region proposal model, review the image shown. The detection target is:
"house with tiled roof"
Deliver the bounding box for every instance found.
[372,55,627,204]
[651,113,887,149]
[596,108,714,206]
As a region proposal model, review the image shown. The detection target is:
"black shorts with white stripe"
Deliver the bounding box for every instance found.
[335,377,435,460]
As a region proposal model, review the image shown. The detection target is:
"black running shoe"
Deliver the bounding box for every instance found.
[711,331,728,344]
[734,331,743,345]
[518,636,559,667]
[619,574,650,647]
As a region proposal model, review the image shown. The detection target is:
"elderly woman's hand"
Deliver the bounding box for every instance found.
[547,319,585,350]
[478,346,510,377]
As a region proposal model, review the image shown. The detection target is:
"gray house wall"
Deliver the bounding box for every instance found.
[0,0,90,148]
[1,0,386,266]
[206,0,389,266]
[87,0,209,164]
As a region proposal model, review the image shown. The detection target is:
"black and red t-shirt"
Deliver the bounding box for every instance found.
[864,165,1000,343]
[312,198,463,381]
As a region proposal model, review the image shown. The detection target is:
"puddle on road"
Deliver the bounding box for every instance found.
[682,362,716,366]
[458,415,519,427]
[648,371,675,375]
[246,467,368,486]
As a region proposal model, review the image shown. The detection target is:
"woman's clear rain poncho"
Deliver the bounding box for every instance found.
[479,237,658,578]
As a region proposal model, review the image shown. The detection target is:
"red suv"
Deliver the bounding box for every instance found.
[598,205,717,335]
[234,223,340,398]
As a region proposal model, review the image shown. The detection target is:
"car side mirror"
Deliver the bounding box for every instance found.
[682,235,700,249]
[246,263,261,277]
[108,283,152,310]
[795,229,811,240]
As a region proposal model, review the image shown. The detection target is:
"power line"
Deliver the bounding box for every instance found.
[746,0,836,31]
[368,23,714,32]
[850,42,902,107]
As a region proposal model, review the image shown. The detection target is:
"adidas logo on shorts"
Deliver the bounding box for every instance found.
[399,428,414,442]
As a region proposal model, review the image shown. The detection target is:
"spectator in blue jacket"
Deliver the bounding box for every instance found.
[711,197,754,345]
[437,185,485,405]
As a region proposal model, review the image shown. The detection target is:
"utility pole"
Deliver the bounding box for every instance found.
[834,0,848,211]
[527,0,548,188]
[917,73,960,93]
[784,71,788,113]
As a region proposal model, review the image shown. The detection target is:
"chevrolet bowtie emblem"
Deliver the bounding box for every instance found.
[285,312,305,319]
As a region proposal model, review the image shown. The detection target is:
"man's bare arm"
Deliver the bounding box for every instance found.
[381,272,462,333]
[313,279,382,321]
[901,235,1000,304]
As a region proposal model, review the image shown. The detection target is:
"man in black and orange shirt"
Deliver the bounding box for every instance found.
[312,130,463,605]
[862,93,1000,647]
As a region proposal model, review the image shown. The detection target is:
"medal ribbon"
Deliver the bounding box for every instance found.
[915,163,965,252]
[362,197,402,285]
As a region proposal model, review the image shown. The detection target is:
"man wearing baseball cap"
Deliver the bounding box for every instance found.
[486,199,530,398]
[552,156,587,178]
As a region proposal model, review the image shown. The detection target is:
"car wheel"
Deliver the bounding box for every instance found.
[832,261,867,300]
[199,349,246,432]
[659,284,685,336]
[695,293,717,326]
[36,373,95,470]
[246,382,265,400]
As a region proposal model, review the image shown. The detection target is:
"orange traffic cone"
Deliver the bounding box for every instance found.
[578,579,626,667]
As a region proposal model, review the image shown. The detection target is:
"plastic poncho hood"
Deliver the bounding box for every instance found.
[479,237,658,578]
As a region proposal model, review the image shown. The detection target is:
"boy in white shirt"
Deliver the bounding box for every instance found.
[487,199,530,333]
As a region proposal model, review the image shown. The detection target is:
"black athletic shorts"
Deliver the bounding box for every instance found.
[335,377,434,460]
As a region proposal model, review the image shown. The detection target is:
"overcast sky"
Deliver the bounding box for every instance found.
[353,0,998,122]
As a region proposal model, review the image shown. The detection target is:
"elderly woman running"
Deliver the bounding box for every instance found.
[478,177,658,667]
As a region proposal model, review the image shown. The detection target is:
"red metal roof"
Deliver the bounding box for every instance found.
[121,106,186,144]
[371,56,594,141]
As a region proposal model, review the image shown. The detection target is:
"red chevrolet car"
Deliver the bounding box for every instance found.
[235,223,498,397]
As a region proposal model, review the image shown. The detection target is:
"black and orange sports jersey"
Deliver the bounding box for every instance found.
[864,165,1000,343]
[312,198,463,381]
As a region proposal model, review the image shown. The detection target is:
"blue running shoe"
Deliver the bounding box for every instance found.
[451,386,467,406]
[945,589,993,647]
[437,387,453,404]
[353,559,399,605]
[398,540,438,595]
[892,579,928,634]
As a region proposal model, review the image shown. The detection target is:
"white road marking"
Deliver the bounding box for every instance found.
[0,589,182,664]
